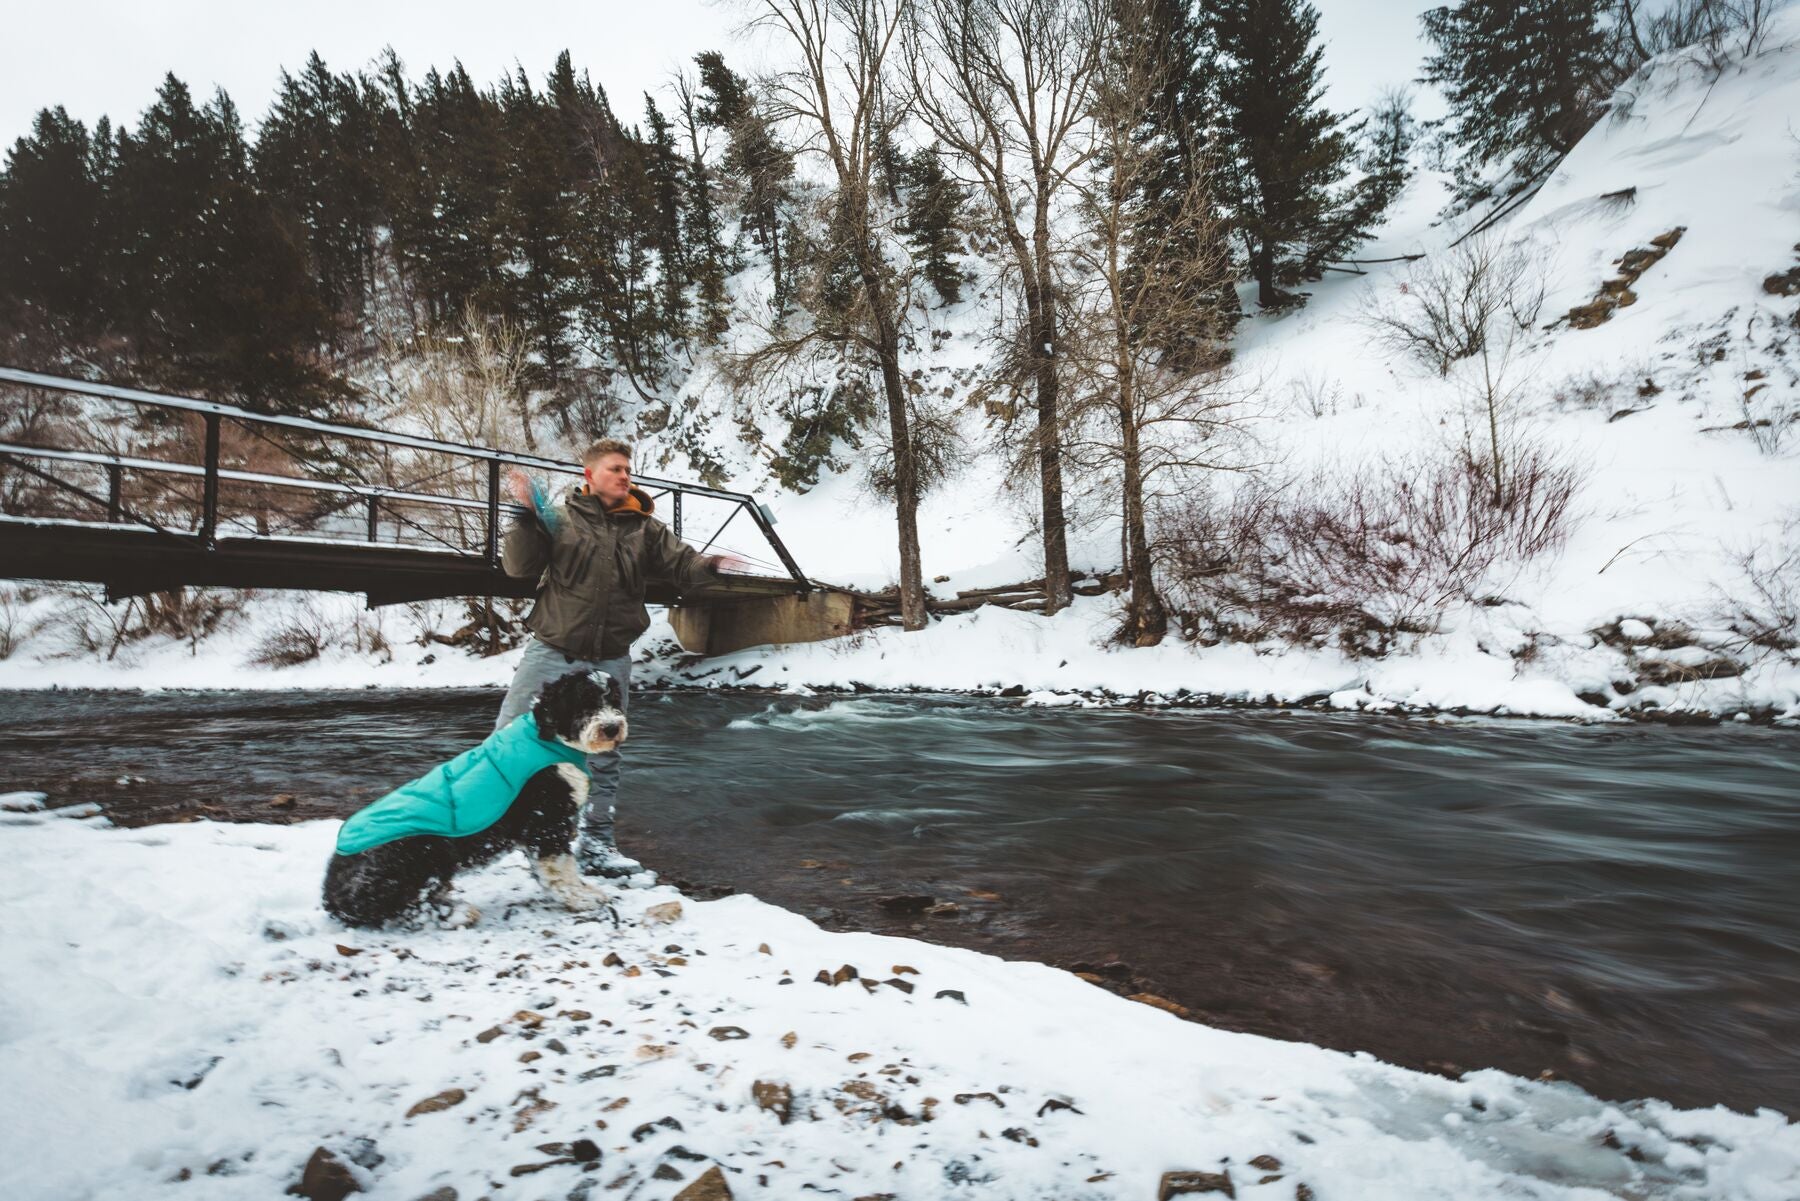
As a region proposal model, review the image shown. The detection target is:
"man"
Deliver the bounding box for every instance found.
[495,438,726,879]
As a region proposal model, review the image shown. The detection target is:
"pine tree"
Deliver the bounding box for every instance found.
[674,71,730,340]
[0,106,105,343]
[493,66,579,391]
[108,76,330,408]
[1116,0,1240,365]
[695,51,793,310]
[253,52,384,341]
[1206,0,1360,308]
[897,146,969,306]
[1421,0,1615,201]
[641,96,689,333]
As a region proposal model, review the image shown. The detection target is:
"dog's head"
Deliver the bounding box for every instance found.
[531,669,628,754]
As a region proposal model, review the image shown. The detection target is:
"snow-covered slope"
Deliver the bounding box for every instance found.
[3,20,1799,721]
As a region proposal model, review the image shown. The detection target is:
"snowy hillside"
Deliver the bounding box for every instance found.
[3,17,1799,723]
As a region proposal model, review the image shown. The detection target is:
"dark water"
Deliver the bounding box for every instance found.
[3,689,1796,1115]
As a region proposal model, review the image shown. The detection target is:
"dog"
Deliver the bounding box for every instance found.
[323,669,627,929]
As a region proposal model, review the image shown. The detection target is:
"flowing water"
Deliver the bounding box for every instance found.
[2,688,1795,1115]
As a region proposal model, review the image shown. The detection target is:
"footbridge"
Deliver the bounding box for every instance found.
[0,367,854,655]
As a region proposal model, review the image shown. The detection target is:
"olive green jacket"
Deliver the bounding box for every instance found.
[503,486,716,660]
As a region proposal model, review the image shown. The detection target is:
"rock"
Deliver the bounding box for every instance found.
[955,1092,1004,1107]
[1296,1186,1316,1201]
[571,1138,601,1162]
[475,1026,503,1044]
[1036,1099,1082,1117]
[926,902,961,918]
[877,895,935,914]
[1159,1169,1235,1199]
[510,1159,577,1177]
[781,1031,798,1049]
[883,977,915,994]
[288,1148,361,1201]
[632,1116,684,1142]
[758,943,772,955]
[513,1009,548,1027]
[1129,993,1192,1019]
[1249,1155,1282,1172]
[709,1026,750,1041]
[559,1009,592,1021]
[405,1089,467,1118]
[674,1165,734,1201]
[831,964,859,985]
[1000,1127,1038,1146]
[935,989,967,1004]
[645,901,683,925]
[653,1164,686,1181]
[334,944,363,957]
[1636,656,1743,685]
[753,1080,795,1124]
[603,952,624,967]
[891,965,918,975]
[512,1096,557,1131]
[412,1189,457,1201]
[1763,266,1800,296]
[1566,297,1616,329]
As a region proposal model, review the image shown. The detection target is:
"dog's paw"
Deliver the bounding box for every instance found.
[433,901,481,929]
[560,882,612,913]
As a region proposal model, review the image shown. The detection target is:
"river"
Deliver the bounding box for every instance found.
[2,688,1795,1115]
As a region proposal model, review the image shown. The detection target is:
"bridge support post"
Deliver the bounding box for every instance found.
[669,590,854,656]
[200,413,220,548]
[106,464,122,523]
[485,459,501,564]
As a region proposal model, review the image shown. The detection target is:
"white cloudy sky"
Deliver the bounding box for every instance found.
[1,0,1437,149]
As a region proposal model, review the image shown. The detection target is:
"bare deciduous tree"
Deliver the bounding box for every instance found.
[1060,2,1246,646]
[1362,234,1547,508]
[906,0,1104,616]
[745,0,929,630]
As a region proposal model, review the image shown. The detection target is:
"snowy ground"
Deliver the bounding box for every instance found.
[2,802,1796,1201]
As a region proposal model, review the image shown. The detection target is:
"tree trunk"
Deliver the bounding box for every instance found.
[1255,236,1280,308]
[1116,368,1166,647]
[1032,193,1073,615]
[856,236,927,632]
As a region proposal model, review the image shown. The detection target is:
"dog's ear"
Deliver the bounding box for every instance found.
[531,670,584,740]
[604,672,624,712]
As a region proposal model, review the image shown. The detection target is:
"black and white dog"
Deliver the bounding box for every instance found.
[322,670,627,929]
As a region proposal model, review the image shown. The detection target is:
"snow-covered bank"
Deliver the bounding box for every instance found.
[2,808,1795,1201]
[2,593,1797,724]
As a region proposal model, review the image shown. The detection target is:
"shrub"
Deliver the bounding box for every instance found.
[1158,442,1581,656]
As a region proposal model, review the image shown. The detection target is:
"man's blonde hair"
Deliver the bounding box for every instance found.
[583,438,633,465]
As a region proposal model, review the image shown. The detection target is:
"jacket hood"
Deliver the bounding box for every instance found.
[569,484,654,517]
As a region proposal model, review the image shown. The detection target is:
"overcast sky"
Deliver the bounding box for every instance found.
[0,0,1438,150]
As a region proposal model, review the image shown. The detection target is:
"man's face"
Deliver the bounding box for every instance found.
[585,452,633,506]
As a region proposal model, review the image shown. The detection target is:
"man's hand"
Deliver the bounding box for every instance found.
[706,552,752,575]
[503,468,535,508]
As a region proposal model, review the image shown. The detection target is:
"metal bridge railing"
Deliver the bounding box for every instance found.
[0,366,810,593]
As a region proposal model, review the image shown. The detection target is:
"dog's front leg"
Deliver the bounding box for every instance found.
[531,852,612,913]
[428,880,481,929]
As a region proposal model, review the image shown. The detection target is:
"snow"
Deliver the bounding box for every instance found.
[1,812,1794,1200]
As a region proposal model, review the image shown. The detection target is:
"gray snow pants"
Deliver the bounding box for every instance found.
[495,636,631,843]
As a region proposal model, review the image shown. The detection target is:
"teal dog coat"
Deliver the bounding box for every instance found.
[334,714,592,856]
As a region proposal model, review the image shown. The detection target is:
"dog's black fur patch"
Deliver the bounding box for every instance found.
[322,669,624,929]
